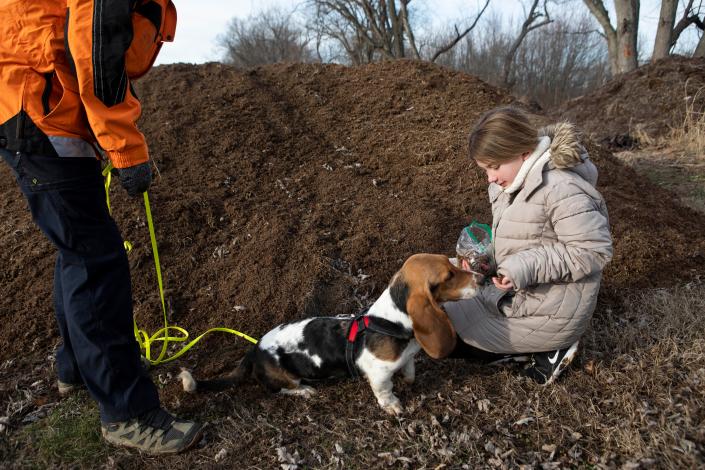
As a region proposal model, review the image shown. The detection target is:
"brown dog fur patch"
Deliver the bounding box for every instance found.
[367,335,404,361]
[259,357,300,391]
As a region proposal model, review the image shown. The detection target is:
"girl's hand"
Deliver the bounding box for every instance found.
[492,275,514,291]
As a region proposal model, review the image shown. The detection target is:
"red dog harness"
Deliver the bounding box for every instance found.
[345,308,413,379]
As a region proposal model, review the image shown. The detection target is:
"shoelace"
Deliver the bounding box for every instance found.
[138,408,175,432]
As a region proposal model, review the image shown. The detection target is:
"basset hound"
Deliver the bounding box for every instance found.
[179,253,482,415]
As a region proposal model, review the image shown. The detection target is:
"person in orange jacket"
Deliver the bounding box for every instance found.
[0,0,203,454]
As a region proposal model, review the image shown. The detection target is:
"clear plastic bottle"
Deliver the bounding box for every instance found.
[456,221,495,276]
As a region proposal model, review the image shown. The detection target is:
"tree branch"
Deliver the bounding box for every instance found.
[399,0,420,59]
[502,0,553,87]
[671,0,699,48]
[582,0,615,37]
[430,0,490,63]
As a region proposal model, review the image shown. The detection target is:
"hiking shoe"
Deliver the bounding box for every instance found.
[57,380,84,396]
[523,340,580,385]
[101,408,204,455]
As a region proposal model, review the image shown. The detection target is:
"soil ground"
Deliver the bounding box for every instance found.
[1,60,704,468]
[614,147,705,214]
[554,56,705,149]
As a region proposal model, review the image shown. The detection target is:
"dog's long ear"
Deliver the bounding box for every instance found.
[407,291,457,359]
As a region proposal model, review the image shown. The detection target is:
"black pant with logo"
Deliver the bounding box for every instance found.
[0,149,159,423]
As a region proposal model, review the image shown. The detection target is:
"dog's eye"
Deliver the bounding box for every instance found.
[446,271,454,281]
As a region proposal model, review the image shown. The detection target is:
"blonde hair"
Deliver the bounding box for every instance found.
[468,106,538,164]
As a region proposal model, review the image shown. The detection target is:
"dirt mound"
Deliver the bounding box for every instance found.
[553,56,705,148]
[2,60,705,365]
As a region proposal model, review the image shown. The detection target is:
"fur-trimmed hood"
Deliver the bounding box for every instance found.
[540,121,597,188]
[538,122,585,169]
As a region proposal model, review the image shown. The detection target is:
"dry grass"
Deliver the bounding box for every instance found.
[617,84,705,214]
[587,281,705,354]
[613,146,705,213]
[579,283,705,467]
[190,284,705,468]
[667,84,705,155]
[630,123,656,148]
[627,82,705,155]
[3,283,704,469]
[614,113,705,213]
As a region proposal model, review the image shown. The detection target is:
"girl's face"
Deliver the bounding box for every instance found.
[476,154,528,188]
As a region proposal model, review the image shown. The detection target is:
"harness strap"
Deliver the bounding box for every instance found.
[345,308,369,379]
[344,308,413,379]
[365,317,414,340]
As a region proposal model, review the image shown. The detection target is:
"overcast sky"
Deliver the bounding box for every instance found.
[155,0,679,65]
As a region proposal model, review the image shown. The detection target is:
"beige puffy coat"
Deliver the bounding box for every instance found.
[445,123,613,353]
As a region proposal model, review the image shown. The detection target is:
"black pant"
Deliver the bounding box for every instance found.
[1,149,159,423]
[448,335,517,362]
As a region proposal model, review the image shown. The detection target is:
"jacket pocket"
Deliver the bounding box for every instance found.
[36,68,82,130]
[508,291,527,317]
[480,285,515,317]
[41,72,59,116]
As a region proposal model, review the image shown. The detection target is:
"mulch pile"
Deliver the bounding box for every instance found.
[554,56,705,149]
[2,59,705,363]
[2,60,705,467]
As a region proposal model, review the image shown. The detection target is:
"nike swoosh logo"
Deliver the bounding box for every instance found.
[548,350,560,364]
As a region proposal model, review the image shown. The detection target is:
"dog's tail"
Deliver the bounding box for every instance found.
[179,349,255,393]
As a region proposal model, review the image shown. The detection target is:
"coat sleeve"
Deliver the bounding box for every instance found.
[498,181,613,290]
[66,0,149,168]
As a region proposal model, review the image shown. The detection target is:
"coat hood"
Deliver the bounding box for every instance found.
[541,121,597,188]
[538,122,583,169]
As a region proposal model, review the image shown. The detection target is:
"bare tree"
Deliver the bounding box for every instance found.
[652,0,678,60]
[583,0,639,75]
[218,8,317,68]
[429,13,510,85]
[695,18,705,56]
[306,0,491,64]
[512,12,609,106]
[309,8,376,63]
[429,10,608,108]
[671,1,705,55]
[307,0,421,63]
[502,0,553,87]
[652,0,705,60]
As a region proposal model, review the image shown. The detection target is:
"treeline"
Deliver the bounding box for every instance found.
[216,1,704,109]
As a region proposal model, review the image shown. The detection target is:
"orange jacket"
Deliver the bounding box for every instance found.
[0,0,148,168]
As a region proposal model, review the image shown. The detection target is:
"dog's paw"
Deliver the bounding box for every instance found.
[298,385,316,398]
[280,385,317,398]
[381,399,404,416]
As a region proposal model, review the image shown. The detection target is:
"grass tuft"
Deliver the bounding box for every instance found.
[18,393,108,468]
[667,83,705,155]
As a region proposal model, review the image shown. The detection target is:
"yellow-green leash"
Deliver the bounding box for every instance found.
[102,164,257,366]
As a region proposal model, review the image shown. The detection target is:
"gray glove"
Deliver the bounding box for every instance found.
[116,162,152,197]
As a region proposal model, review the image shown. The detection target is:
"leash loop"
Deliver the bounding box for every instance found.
[103,163,257,366]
